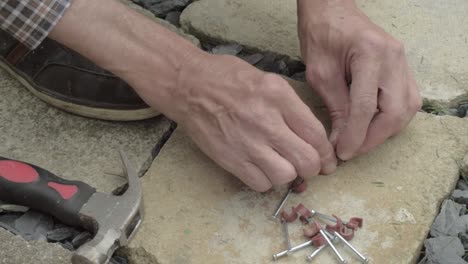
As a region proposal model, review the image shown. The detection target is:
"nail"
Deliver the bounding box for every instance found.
[334,231,369,263]
[306,244,327,262]
[272,188,292,220]
[311,209,345,224]
[272,240,313,261]
[320,229,347,264]
[281,220,292,252]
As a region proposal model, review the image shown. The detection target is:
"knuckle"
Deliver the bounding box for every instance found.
[306,66,331,87]
[273,164,297,185]
[387,111,407,131]
[359,31,386,50]
[353,94,377,114]
[305,154,321,177]
[388,40,405,55]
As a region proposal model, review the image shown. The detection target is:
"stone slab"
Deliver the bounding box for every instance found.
[0,229,71,264]
[131,79,468,263]
[180,0,468,105]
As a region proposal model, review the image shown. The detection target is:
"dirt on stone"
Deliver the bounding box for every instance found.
[115,246,161,264]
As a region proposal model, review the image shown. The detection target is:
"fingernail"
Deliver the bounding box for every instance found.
[321,161,337,175]
[329,129,339,146]
[337,150,354,161]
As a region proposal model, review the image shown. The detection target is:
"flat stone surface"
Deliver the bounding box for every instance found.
[180,0,468,105]
[131,78,468,263]
[0,229,71,264]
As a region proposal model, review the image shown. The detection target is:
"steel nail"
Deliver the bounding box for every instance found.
[311,209,346,224]
[272,188,292,220]
[306,244,327,262]
[272,240,313,261]
[281,220,292,252]
[320,229,347,264]
[334,231,369,263]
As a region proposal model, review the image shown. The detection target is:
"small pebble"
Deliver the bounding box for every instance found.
[452,189,468,205]
[111,256,129,264]
[458,104,468,117]
[456,180,468,191]
[72,231,93,249]
[165,11,181,27]
[59,241,75,251]
[211,44,243,56]
[47,228,75,242]
[0,204,29,213]
[146,0,191,18]
[240,53,264,65]
[255,52,277,71]
[14,211,54,241]
[285,59,306,75]
[0,221,20,235]
[276,60,289,75]
[290,71,306,82]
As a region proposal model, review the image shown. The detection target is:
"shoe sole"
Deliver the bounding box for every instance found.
[0,59,160,121]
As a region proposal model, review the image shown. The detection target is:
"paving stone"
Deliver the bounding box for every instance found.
[131,79,468,263]
[0,0,191,255]
[461,153,468,179]
[180,0,468,105]
[0,229,71,264]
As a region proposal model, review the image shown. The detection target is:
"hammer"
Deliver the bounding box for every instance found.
[0,151,143,264]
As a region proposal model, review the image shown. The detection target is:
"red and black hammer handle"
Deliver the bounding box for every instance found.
[0,157,96,227]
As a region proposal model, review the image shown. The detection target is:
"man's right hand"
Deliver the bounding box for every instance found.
[164,54,337,191]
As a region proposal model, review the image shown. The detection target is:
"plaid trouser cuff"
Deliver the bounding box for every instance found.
[0,0,71,50]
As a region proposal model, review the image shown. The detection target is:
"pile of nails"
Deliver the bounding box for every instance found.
[270,178,369,263]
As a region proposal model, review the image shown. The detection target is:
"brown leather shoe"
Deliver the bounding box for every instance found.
[0,29,158,121]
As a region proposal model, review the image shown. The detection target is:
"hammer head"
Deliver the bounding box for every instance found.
[71,151,143,264]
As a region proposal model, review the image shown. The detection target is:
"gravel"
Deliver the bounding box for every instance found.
[15,211,54,241]
[139,0,191,17]
[424,236,467,264]
[211,43,243,55]
[165,11,181,26]
[240,53,264,65]
[421,160,468,263]
[430,200,468,237]
[453,190,468,205]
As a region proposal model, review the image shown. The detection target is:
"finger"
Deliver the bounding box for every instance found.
[270,128,322,178]
[239,161,273,192]
[248,146,297,186]
[307,67,350,146]
[336,60,380,160]
[358,64,417,155]
[283,95,337,174]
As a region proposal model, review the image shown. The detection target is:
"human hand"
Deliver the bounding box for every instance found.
[165,54,337,191]
[297,0,422,160]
